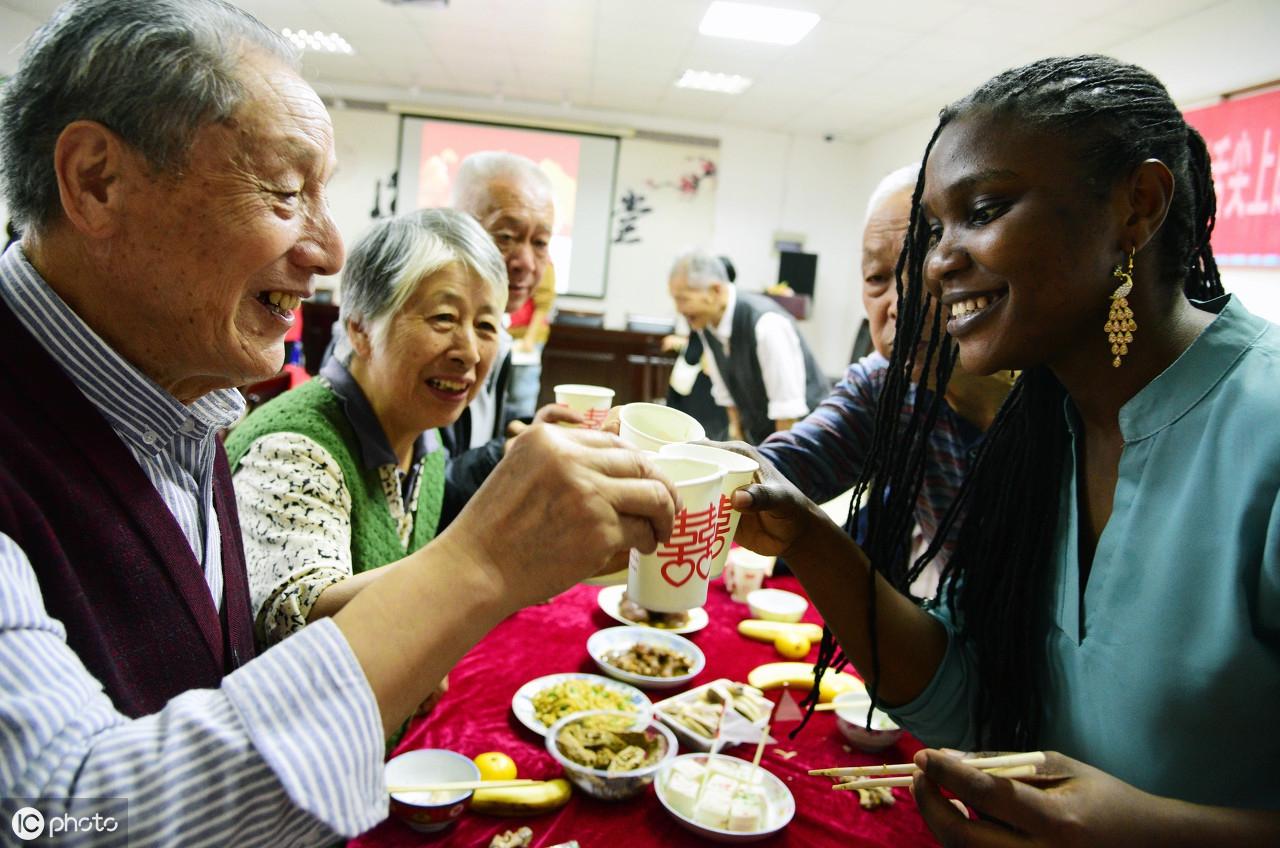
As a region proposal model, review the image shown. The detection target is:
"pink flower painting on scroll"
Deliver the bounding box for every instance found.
[659,503,717,587]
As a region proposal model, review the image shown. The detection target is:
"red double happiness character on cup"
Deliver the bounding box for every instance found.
[627,456,724,612]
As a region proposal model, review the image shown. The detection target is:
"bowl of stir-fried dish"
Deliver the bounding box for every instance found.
[546,710,677,800]
[587,626,706,690]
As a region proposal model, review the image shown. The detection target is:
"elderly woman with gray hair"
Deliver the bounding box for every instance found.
[227,208,507,647]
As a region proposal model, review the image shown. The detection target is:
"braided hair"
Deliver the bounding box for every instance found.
[806,56,1224,750]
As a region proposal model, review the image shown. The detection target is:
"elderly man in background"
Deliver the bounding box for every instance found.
[668,250,829,444]
[0,1,675,845]
[441,151,576,511]
[757,163,1012,596]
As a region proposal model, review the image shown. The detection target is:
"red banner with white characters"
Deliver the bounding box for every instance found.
[1184,88,1280,267]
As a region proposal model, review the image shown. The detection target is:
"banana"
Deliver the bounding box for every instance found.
[737,619,824,644]
[470,778,572,816]
[746,662,866,702]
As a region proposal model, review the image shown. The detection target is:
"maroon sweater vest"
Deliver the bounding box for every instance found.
[0,299,256,718]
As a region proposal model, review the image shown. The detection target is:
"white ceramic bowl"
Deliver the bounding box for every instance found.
[832,691,904,752]
[385,748,480,833]
[587,626,705,690]
[655,753,795,843]
[545,710,677,801]
[746,588,808,623]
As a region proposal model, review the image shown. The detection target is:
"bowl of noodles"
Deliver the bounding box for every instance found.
[511,672,651,736]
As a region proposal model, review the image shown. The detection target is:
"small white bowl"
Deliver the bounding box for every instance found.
[587,626,705,690]
[746,588,808,623]
[655,753,795,843]
[545,710,677,801]
[385,749,480,833]
[832,691,904,752]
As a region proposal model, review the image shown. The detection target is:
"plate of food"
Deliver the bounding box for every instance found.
[596,584,709,635]
[511,672,652,737]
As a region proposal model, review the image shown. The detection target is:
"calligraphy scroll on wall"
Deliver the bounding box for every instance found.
[1185,88,1280,267]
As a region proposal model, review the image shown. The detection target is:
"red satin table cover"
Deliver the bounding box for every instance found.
[349,575,939,848]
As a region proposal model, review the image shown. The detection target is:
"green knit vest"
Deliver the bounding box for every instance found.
[225,379,445,572]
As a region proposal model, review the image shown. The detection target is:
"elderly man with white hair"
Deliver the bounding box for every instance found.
[756,163,1012,593]
[0,1,675,844]
[440,151,578,509]
[668,250,829,445]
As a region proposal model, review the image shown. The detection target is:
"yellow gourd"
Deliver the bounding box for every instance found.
[470,778,572,816]
[737,620,824,644]
[746,662,865,702]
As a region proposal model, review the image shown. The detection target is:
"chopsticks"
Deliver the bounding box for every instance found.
[388,779,540,793]
[811,751,1046,790]
[750,721,771,769]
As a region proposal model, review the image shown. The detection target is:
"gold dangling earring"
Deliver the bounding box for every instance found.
[1105,249,1136,367]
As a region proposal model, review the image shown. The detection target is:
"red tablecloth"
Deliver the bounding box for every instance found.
[350,575,938,848]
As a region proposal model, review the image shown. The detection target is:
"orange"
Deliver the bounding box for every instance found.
[773,632,811,660]
[473,751,518,782]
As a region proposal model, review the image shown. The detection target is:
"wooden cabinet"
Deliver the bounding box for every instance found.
[538,325,677,408]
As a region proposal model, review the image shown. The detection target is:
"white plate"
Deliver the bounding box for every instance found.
[511,672,652,737]
[655,753,795,843]
[587,626,706,690]
[596,584,709,635]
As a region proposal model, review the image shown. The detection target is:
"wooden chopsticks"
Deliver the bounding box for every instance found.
[811,751,1046,790]
[387,779,540,793]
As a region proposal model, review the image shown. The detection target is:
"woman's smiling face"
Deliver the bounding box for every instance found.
[920,108,1126,376]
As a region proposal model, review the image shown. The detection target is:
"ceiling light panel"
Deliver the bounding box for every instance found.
[281,28,354,55]
[699,2,820,46]
[675,69,753,94]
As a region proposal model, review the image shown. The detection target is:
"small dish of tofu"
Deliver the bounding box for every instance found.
[654,753,795,843]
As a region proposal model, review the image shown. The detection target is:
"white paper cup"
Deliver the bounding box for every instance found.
[618,403,705,452]
[659,443,759,579]
[724,548,774,602]
[627,456,724,613]
[553,384,615,429]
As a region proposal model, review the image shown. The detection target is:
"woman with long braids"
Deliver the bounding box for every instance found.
[732,55,1280,845]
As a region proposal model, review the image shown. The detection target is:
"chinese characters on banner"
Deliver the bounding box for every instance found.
[1184,88,1280,266]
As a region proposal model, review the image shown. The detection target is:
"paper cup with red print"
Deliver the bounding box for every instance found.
[627,457,725,613]
[618,403,705,452]
[553,384,615,429]
[659,443,759,579]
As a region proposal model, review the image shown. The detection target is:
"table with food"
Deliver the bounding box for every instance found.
[348,555,940,848]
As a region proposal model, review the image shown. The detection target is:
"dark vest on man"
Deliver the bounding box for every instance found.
[0,299,256,719]
[702,291,829,445]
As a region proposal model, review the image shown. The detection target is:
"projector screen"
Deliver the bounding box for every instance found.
[397,116,619,298]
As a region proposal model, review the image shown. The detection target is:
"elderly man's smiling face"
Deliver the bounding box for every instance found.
[108,51,343,400]
[475,177,553,313]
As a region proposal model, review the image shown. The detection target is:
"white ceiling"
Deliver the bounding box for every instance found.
[3,0,1278,142]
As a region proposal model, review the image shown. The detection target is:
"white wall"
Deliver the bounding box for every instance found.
[319,104,874,376]
[557,126,870,376]
[317,106,401,294]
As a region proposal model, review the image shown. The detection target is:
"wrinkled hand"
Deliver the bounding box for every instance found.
[722,441,819,558]
[506,403,586,438]
[445,424,678,609]
[533,402,585,427]
[911,749,1166,848]
[660,334,687,354]
[599,405,623,436]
